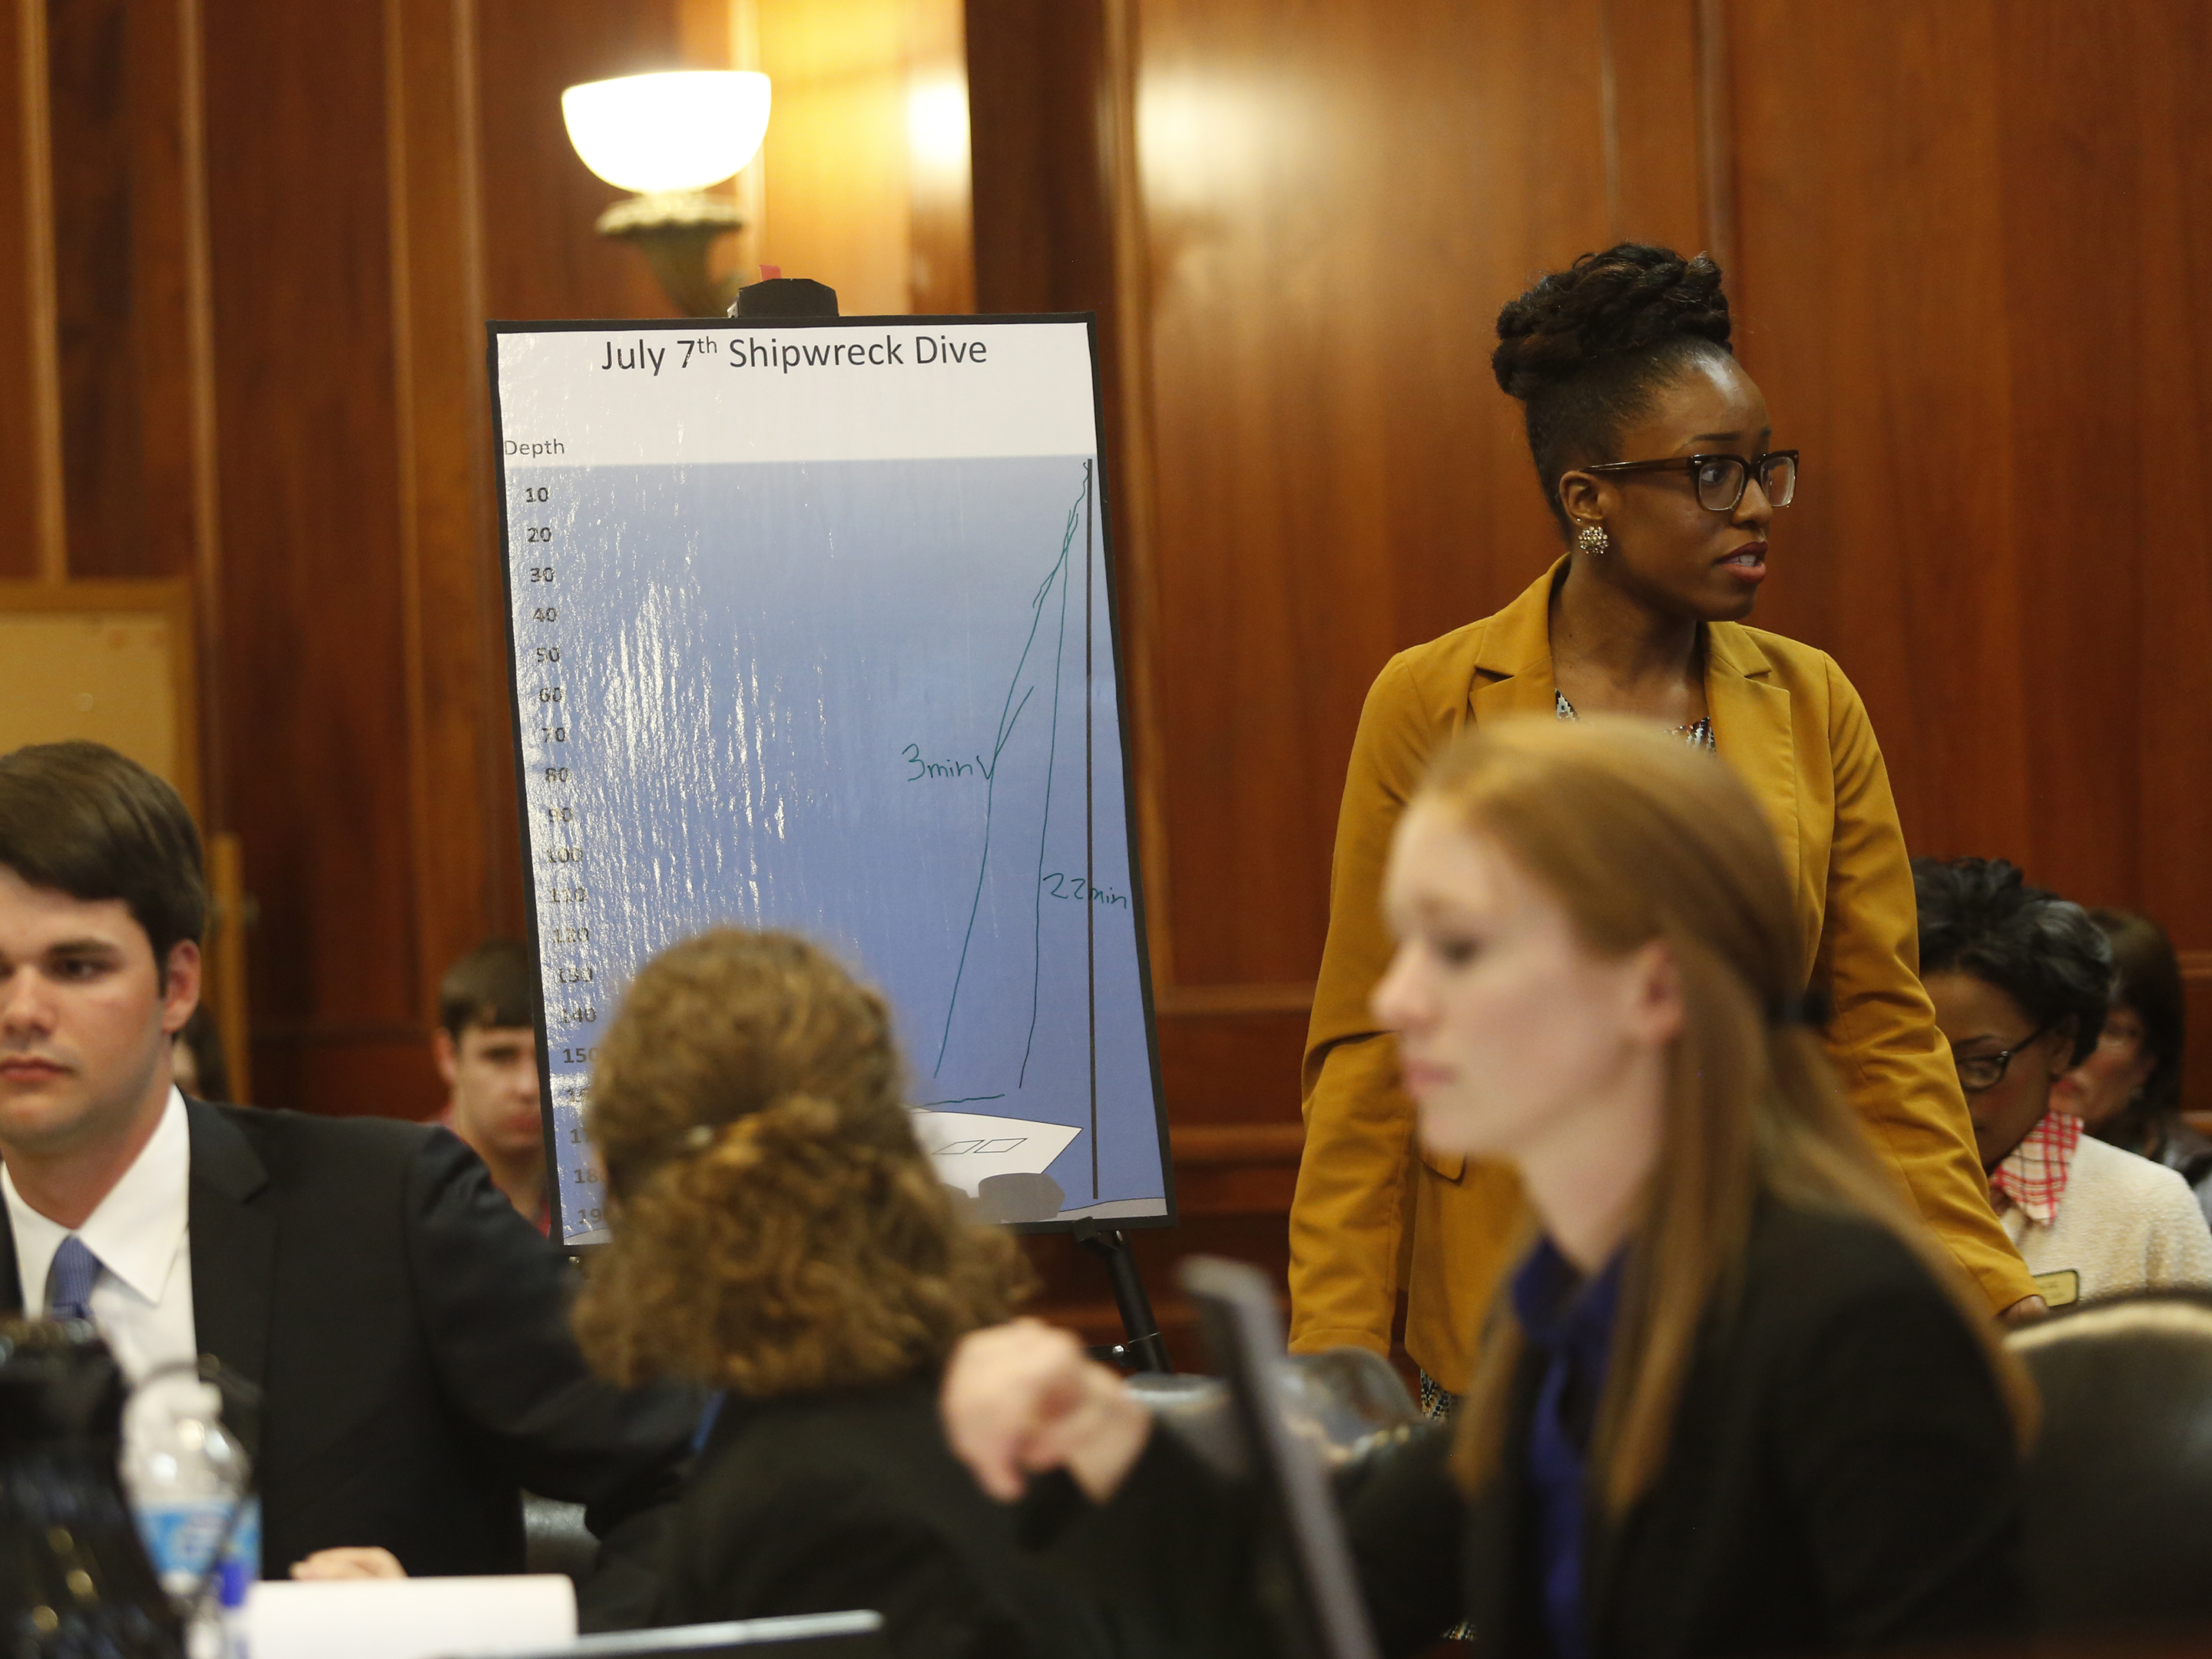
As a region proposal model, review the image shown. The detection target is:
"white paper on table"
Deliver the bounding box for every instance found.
[243,1575,576,1659]
[908,1108,1081,1197]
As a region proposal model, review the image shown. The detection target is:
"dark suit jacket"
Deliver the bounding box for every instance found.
[1057,1200,2025,1659]
[0,1099,696,1578]
[648,1374,1110,1659]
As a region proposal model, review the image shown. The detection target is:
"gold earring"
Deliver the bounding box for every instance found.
[1576,522,1610,557]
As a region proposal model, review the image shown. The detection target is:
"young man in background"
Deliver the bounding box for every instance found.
[435,939,551,1232]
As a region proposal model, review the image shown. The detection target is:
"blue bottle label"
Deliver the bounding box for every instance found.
[217,1498,260,1610]
[137,1497,260,1608]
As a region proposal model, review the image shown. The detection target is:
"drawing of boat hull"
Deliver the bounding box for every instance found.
[909,1108,1080,1197]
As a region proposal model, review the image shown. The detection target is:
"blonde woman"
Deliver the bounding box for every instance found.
[943,719,2030,1659]
[571,929,1107,1659]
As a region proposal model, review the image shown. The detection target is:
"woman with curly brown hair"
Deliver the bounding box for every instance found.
[571,928,1106,1659]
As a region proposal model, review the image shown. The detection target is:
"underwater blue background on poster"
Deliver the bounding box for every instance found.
[504,446,1163,1241]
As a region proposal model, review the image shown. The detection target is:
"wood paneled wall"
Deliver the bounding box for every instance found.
[6,0,979,1126]
[2,0,65,582]
[12,0,2211,1354]
[753,0,977,316]
[972,0,2212,1348]
[1724,1,2212,1080]
[1114,0,2212,1090]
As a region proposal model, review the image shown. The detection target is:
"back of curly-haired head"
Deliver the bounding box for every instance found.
[571,929,1029,1396]
[1912,857,2111,1068]
[1492,242,1734,536]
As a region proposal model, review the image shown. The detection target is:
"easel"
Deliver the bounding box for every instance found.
[1071,1218,1171,1373]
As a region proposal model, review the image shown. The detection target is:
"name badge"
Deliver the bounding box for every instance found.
[2032,1269,2081,1307]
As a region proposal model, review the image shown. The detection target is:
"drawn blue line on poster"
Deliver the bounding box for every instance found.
[933,467,1092,1095]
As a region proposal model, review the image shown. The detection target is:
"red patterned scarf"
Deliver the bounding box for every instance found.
[1988,1110,2084,1227]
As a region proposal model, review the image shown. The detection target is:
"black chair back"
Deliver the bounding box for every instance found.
[2007,1293,2212,1637]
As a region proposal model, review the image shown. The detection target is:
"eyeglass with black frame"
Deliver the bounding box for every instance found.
[1951,1027,2048,1094]
[1583,450,1799,512]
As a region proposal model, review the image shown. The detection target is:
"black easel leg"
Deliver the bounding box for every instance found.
[1071,1220,1171,1373]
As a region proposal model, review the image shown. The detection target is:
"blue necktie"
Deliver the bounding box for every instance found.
[46,1235,102,1323]
[691,1391,726,1455]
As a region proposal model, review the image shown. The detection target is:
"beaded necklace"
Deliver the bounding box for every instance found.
[1553,688,1716,753]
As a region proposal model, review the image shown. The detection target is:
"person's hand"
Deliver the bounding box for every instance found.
[942,1317,1152,1504]
[290,1546,406,1581]
[1998,1293,2050,1326]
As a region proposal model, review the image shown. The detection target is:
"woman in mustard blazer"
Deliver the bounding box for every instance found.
[1288,244,2039,1399]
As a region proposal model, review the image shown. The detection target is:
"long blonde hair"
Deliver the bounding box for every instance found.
[1424,717,2032,1512]
[571,929,1029,1397]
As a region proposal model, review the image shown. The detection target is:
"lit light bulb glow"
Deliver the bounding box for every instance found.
[561,71,772,194]
[906,76,971,176]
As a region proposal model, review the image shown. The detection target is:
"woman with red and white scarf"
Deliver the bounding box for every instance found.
[1913,857,2212,1308]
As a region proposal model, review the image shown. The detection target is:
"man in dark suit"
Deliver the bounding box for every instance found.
[0,740,694,1580]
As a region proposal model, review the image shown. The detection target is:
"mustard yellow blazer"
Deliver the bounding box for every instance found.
[1286,559,2035,1390]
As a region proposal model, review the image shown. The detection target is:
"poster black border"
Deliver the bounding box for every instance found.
[483,312,1177,1243]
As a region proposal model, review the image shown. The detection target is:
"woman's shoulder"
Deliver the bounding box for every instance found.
[1727,1200,2003,1411]
[1740,1199,1958,1325]
[700,1373,945,1463]
[684,1377,953,1516]
[1710,625,1885,763]
[1363,561,1557,714]
[2066,1133,2206,1219]
[1712,621,1849,695]
[1367,617,1498,710]
[662,1379,1101,1655]
[677,1376,1021,1575]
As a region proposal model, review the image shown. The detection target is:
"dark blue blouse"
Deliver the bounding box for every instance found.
[1508,1238,1628,1659]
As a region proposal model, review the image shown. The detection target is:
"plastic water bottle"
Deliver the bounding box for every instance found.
[121,1379,260,1659]
[0,1320,184,1657]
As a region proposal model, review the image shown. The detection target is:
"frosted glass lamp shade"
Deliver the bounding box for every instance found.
[561,71,771,194]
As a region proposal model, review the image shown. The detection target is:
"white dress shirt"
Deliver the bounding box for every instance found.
[4,1085,197,1384]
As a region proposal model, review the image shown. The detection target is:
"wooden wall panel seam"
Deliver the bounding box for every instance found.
[451,0,515,945]
[1598,0,1623,240]
[383,0,439,1031]
[1100,0,1180,993]
[1170,1120,1301,1161]
[1153,980,1313,1016]
[174,0,228,831]
[13,0,65,582]
[1693,0,1735,279]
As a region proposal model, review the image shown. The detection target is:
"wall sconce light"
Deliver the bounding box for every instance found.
[561,71,772,317]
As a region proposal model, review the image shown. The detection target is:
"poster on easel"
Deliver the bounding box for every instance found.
[488,315,1171,1246]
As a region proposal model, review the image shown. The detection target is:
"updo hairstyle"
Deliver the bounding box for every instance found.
[1491,243,1734,535]
[1911,858,2112,1068]
[571,929,1029,1398]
